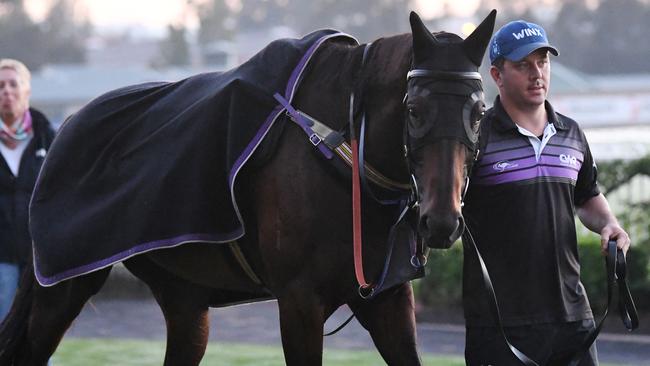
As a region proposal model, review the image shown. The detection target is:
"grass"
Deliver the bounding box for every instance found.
[53,338,465,365]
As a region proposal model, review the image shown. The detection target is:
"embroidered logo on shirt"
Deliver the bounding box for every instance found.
[493,160,519,172]
[559,154,578,167]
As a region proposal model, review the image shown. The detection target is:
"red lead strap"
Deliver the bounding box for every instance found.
[351,137,372,293]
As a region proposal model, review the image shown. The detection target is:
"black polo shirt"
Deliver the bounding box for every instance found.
[462,97,600,327]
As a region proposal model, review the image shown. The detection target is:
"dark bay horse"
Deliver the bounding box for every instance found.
[0,11,495,365]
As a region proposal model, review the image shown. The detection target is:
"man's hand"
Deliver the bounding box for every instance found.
[600,224,630,255]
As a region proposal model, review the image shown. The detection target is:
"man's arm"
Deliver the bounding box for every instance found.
[576,193,630,254]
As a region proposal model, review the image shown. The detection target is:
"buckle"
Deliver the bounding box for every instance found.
[309,133,322,146]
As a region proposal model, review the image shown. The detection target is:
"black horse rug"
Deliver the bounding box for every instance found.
[31,30,358,286]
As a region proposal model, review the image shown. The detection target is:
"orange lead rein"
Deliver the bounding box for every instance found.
[351,138,372,291]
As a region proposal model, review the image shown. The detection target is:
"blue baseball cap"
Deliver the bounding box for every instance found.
[489,20,559,64]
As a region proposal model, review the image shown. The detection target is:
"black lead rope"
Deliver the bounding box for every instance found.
[463,229,539,366]
[463,231,639,366]
[323,313,356,337]
[568,239,639,366]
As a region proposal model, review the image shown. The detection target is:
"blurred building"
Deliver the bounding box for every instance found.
[549,64,650,162]
[30,39,650,161]
[30,65,200,127]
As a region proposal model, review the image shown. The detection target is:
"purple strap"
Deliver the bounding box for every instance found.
[273,93,333,159]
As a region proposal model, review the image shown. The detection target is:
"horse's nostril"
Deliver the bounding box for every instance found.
[419,214,460,239]
[418,215,433,238]
[418,213,465,249]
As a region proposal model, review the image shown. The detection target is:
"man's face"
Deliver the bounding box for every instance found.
[0,68,30,124]
[491,49,551,109]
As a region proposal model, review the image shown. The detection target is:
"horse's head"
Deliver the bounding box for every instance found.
[406,10,496,249]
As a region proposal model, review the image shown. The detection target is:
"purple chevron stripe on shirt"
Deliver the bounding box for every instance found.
[480,146,534,166]
[481,142,584,167]
[542,145,584,161]
[483,138,530,154]
[476,154,582,177]
[473,165,579,185]
[547,135,583,150]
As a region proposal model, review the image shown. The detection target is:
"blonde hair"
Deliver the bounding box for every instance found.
[0,58,31,88]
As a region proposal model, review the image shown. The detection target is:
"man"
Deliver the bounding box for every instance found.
[0,59,55,320]
[462,20,630,365]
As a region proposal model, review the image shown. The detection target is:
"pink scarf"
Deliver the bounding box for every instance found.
[0,110,33,149]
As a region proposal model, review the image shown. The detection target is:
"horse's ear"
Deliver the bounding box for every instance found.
[462,9,497,66]
[410,11,438,64]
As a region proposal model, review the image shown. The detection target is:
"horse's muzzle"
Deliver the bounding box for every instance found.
[418,213,465,249]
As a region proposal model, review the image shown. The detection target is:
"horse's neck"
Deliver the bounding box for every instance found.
[297,35,412,182]
[360,34,412,182]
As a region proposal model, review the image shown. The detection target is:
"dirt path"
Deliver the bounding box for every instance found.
[65,296,650,365]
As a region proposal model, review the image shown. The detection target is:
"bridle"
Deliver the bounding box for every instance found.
[403,68,484,211]
[348,50,486,298]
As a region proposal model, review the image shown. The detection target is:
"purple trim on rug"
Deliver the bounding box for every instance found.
[284,33,349,98]
[474,165,579,185]
[228,104,284,188]
[35,230,242,287]
[273,92,333,159]
[34,32,357,288]
[227,32,355,232]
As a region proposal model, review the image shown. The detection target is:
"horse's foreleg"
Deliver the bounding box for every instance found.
[20,267,112,365]
[276,285,326,366]
[124,256,211,366]
[348,282,422,366]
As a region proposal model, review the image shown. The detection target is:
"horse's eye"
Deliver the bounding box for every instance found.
[463,92,485,143]
[470,101,485,133]
[407,103,436,138]
[408,107,419,120]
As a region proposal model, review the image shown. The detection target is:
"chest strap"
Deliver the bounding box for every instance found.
[274,95,410,192]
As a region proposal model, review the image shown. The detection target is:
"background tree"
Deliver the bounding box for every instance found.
[548,0,593,73]
[195,0,235,45]
[588,0,650,73]
[0,0,89,70]
[0,0,46,69]
[157,24,191,67]
[237,0,292,31]
[291,0,410,42]
[41,0,89,64]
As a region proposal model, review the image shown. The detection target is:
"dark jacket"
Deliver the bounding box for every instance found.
[0,108,55,265]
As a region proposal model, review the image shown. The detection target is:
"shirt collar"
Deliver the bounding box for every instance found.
[492,96,567,132]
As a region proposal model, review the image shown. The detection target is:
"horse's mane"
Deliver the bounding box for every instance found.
[304,33,413,93]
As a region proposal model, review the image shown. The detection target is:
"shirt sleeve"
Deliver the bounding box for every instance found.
[575,130,600,206]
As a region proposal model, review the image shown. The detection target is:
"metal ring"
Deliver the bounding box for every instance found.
[358,285,375,299]
[410,255,421,268]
